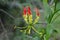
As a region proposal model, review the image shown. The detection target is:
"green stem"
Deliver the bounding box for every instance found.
[26,25,32,34]
[32,26,44,40]
[32,27,40,35]
[54,0,57,11]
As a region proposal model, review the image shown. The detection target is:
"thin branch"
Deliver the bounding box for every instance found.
[0,18,9,40]
[0,18,6,31]
[0,9,15,19]
[49,0,54,5]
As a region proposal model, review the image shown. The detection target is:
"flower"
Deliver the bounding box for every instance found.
[35,8,40,17]
[34,8,40,24]
[22,6,40,34]
[23,6,40,24]
[27,6,33,24]
[23,7,28,23]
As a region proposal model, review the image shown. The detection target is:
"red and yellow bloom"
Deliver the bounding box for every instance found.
[34,7,40,24]
[23,7,28,23]
[27,7,33,24]
[23,6,40,24]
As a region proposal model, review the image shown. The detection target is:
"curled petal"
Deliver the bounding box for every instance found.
[35,8,40,16]
[23,7,28,23]
[23,7,26,15]
[27,6,32,15]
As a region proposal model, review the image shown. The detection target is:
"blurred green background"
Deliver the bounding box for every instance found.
[0,0,60,40]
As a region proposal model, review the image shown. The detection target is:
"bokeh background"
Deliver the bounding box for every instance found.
[0,0,60,40]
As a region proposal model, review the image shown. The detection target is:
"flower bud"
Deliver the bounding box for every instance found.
[27,6,32,15]
[23,7,28,23]
[27,7,33,24]
[34,8,40,24]
[35,8,40,17]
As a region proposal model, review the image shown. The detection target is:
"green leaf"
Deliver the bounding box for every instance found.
[56,3,60,10]
[52,13,60,23]
[43,0,52,23]
[45,24,53,40]
[32,37,39,40]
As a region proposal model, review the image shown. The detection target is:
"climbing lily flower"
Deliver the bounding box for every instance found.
[22,6,40,34]
[23,6,40,24]
[23,7,28,23]
[27,6,33,24]
[34,8,40,24]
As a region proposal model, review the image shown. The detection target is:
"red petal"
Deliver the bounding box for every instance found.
[37,12,40,16]
[35,8,40,16]
[27,7,31,15]
[23,7,26,15]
